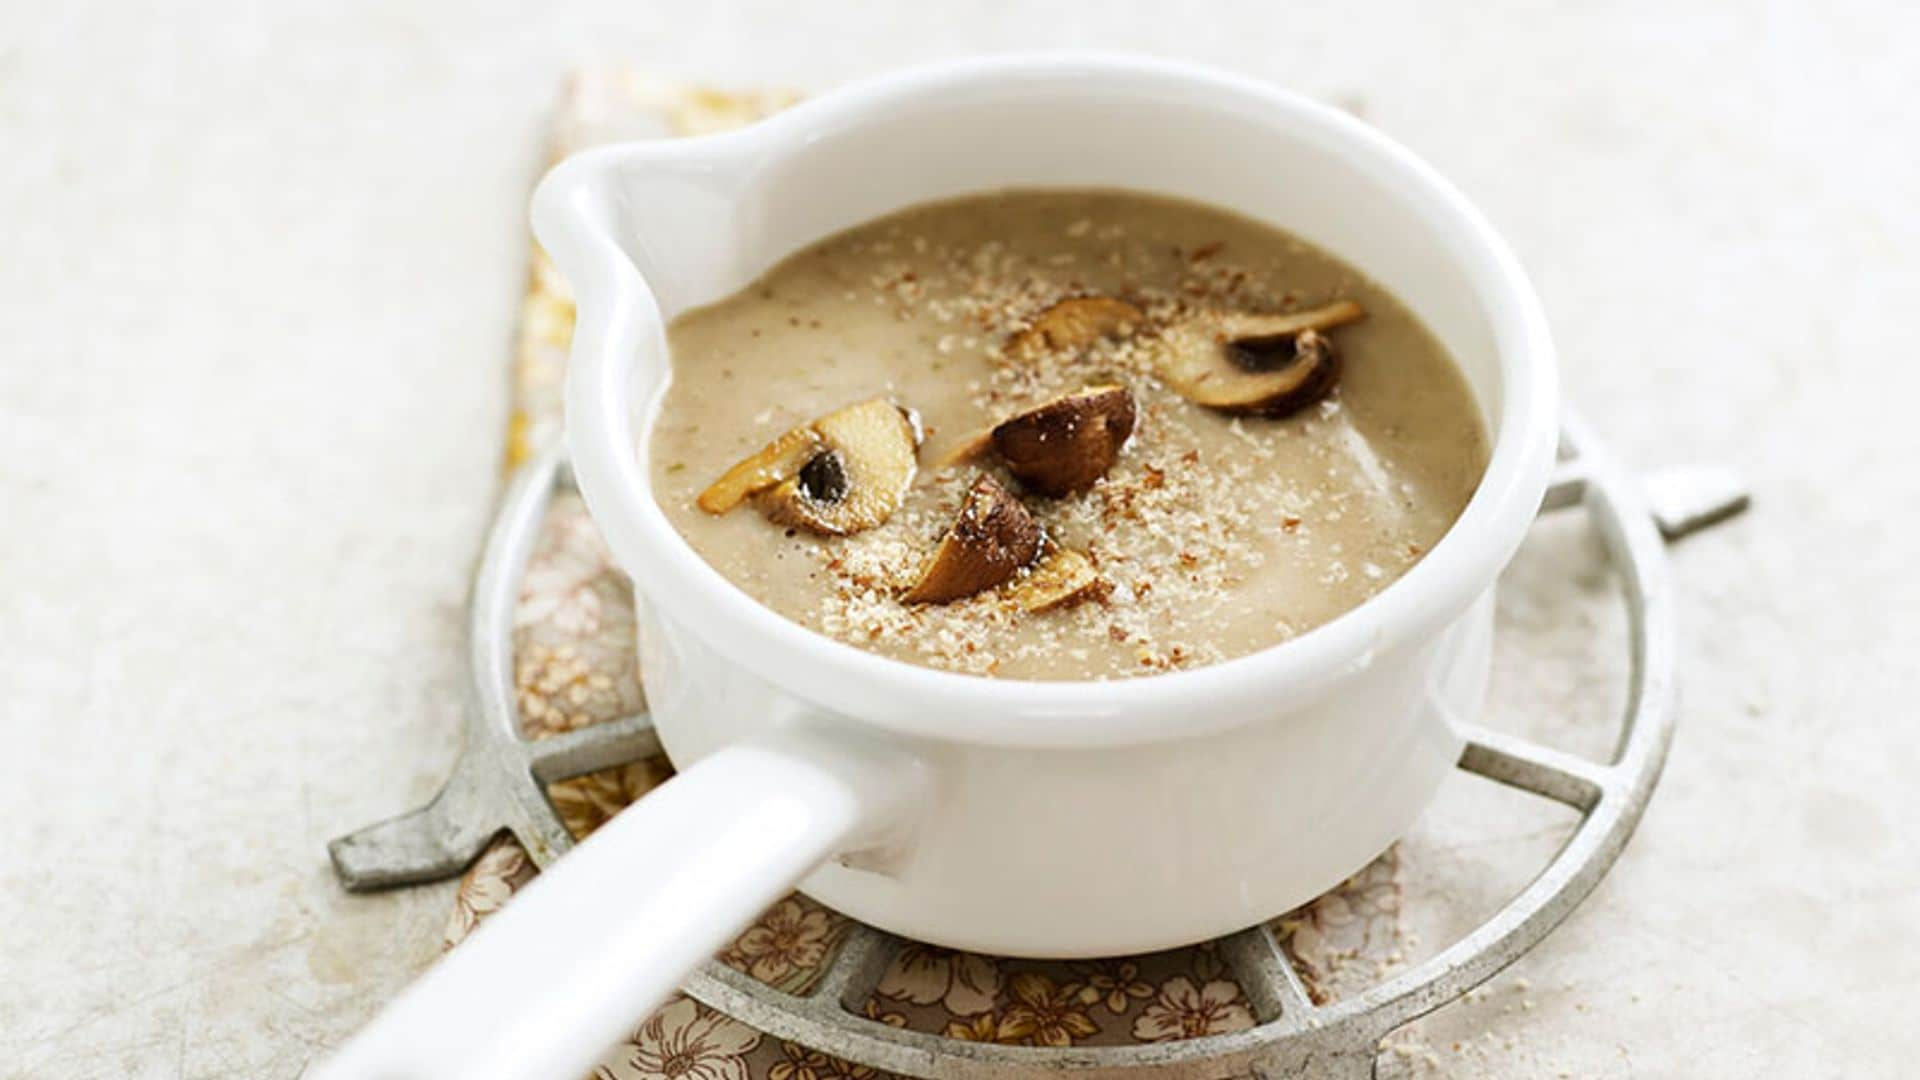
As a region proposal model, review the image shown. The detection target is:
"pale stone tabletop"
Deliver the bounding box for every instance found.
[2,3,1916,1078]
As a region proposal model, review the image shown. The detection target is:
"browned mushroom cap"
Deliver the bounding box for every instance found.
[1005,296,1145,360]
[1009,544,1107,613]
[902,474,1043,604]
[1156,299,1365,417]
[751,399,921,535]
[990,386,1136,496]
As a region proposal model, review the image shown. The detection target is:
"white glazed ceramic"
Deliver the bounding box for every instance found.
[320,54,1555,1080]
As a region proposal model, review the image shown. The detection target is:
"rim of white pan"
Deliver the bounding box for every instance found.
[542,53,1558,750]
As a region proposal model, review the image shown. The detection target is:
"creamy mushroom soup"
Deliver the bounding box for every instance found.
[650,190,1488,680]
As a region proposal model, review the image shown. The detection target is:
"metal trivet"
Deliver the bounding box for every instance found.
[330,416,1748,1079]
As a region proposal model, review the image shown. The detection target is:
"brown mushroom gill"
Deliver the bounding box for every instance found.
[761,399,922,535]
[1156,299,1365,417]
[696,426,823,515]
[699,397,921,536]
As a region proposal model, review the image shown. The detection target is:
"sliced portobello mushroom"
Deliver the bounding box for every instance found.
[758,398,922,535]
[1004,296,1145,360]
[1009,544,1107,613]
[1157,299,1365,417]
[902,474,1042,604]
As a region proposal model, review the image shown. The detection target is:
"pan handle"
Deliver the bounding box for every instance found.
[313,725,922,1080]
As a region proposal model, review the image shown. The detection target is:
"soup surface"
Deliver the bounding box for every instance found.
[650,190,1487,680]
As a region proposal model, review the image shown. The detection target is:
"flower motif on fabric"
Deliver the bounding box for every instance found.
[995,972,1100,1047]
[548,758,674,840]
[940,972,1099,1048]
[942,1013,1015,1044]
[875,945,1001,1016]
[594,995,762,1080]
[1072,960,1154,1014]
[722,897,840,989]
[766,1040,886,1080]
[1131,976,1256,1042]
[442,839,532,949]
[1271,845,1404,1004]
[860,999,907,1029]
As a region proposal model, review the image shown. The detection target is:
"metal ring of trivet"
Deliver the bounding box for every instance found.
[329,414,1749,1079]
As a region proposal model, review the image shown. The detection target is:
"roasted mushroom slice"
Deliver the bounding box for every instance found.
[742,399,920,536]
[1010,544,1107,613]
[990,386,1136,496]
[1005,296,1145,360]
[697,427,825,514]
[1157,299,1365,417]
[902,474,1042,604]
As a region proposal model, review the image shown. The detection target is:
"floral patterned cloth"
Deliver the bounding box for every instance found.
[440,68,1409,1079]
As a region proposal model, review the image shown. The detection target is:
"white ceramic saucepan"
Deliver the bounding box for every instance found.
[321,54,1556,1080]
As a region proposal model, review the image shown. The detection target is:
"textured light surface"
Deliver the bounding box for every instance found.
[1,2,1915,1077]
